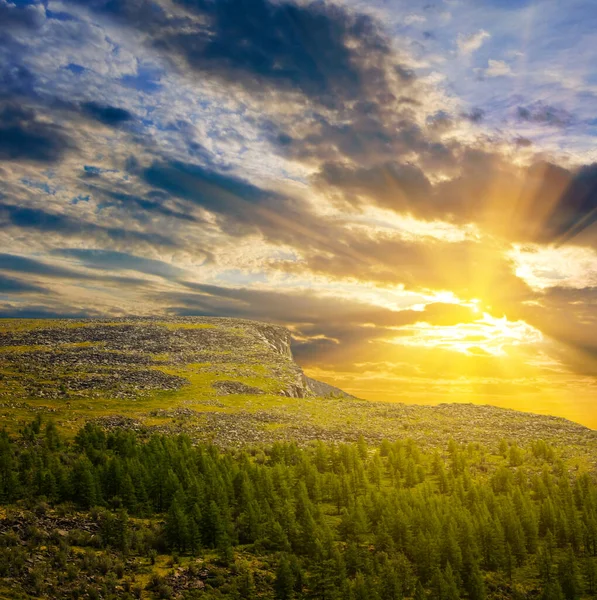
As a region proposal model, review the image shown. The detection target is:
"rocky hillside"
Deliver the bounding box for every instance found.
[0,317,350,402]
[0,318,596,465]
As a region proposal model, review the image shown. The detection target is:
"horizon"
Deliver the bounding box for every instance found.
[2,0,597,429]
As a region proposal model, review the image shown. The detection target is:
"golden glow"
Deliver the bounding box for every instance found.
[508,243,597,290]
[385,312,543,356]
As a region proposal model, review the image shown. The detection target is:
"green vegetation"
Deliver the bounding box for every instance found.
[2,318,597,599]
[1,417,597,599]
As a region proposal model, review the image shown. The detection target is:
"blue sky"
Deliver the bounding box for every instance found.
[2,0,597,423]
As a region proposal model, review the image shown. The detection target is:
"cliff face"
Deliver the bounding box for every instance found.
[246,321,353,398]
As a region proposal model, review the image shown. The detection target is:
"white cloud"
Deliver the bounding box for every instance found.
[485,59,512,77]
[508,244,597,290]
[457,29,491,55]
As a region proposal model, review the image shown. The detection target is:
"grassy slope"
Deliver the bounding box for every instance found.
[0,317,596,465]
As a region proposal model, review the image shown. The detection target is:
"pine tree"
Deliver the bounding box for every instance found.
[72,457,97,509]
[165,493,188,551]
[541,581,565,600]
[464,562,486,600]
[275,555,295,600]
[443,563,461,600]
[585,558,597,596]
[558,549,581,600]
[236,567,257,600]
[413,581,426,600]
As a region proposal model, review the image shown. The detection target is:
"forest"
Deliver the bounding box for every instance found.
[1,416,597,599]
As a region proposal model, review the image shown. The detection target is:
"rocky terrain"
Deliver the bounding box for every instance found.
[0,317,596,461]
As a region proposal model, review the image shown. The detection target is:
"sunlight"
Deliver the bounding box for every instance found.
[385,312,543,356]
[508,243,597,290]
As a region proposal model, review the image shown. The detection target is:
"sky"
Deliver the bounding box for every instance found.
[2,0,597,427]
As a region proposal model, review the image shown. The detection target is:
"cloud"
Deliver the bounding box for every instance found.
[485,59,511,77]
[0,0,45,30]
[0,252,90,279]
[54,248,189,279]
[0,104,73,162]
[68,0,393,109]
[89,185,200,222]
[508,244,597,291]
[514,162,597,244]
[0,252,151,287]
[164,282,478,331]
[0,202,176,247]
[315,161,433,213]
[82,101,133,126]
[516,102,573,128]
[457,30,490,55]
[0,303,95,319]
[0,273,48,294]
[140,159,339,251]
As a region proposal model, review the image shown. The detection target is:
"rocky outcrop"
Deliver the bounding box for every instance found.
[305,376,354,398]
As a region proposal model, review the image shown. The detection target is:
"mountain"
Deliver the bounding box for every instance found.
[0,317,595,457]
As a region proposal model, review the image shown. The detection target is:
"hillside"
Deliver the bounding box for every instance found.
[0,317,596,460]
[2,318,597,600]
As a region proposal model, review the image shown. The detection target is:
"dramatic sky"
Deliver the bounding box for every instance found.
[2,0,597,427]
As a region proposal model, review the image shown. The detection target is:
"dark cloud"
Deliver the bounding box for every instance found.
[82,101,133,126]
[143,160,269,214]
[0,0,45,30]
[265,109,442,167]
[0,253,89,279]
[515,136,532,147]
[541,164,597,243]
[514,162,597,244]
[312,148,522,226]
[0,304,95,319]
[168,282,478,328]
[0,273,48,294]
[516,102,573,128]
[91,186,200,222]
[0,252,151,286]
[141,159,338,250]
[54,248,189,279]
[70,0,392,109]
[0,202,176,246]
[0,104,72,162]
[316,161,432,212]
[462,107,485,123]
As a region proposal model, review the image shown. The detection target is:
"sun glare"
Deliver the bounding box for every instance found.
[386,312,543,356]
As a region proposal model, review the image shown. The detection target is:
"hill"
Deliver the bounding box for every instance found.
[0,317,595,460]
[2,318,597,600]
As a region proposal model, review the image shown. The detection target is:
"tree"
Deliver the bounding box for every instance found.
[275,555,295,600]
[541,581,564,600]
[236,567,256,600]
[584,558,597,596]
[165,493,188,551]
[558,550,581,600]
[442,563,461,600]
[464,562,486,600]
[413,581,426,600]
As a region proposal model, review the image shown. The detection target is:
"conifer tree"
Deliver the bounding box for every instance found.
[165,493,188,551]
[275,555,295,600]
